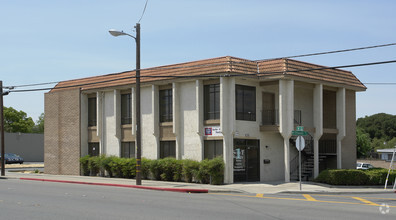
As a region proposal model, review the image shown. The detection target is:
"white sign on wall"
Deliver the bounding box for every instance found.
[204,126,222,137]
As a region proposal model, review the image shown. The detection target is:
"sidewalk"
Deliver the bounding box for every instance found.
[2,171,395,195]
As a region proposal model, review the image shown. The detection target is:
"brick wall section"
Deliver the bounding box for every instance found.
[44,89,80,175]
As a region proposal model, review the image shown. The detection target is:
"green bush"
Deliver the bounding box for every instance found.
[158,158,182,182]
[315,168,396,185]
[141,158,151,179]
[149,159,162,180]
[80,155,224,185]
[207,157,224,185]
[87,156,101,176]
[121,158,136,178]
[109,157,124,178]
[80,155,90,176]
[182,159,200,183]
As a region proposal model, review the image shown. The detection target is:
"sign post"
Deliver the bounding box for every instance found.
[292,126,308,191]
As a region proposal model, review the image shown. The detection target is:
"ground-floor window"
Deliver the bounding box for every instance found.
[121,142,135,158]
[88,143,99,156]
[160,141,176,158]
[204,140,223,159]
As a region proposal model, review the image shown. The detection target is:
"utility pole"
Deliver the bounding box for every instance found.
[1,81,5,176]
[135,23,142,185]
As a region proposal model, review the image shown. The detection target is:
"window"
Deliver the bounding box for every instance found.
[236,85,256,121]
[160,141,176,158]
[121,142,135,158]
[159,89,173,122]
[121,93,132,125]
[204,140,223,159]
[88,143,99,156]
[204,84,220,120]
[88,97,97,126]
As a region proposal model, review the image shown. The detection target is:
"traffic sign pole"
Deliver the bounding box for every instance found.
[299,136,302,191]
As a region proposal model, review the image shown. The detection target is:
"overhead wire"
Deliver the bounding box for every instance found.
[138,0,149,23]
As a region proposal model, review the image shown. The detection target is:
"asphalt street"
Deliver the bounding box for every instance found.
[0,178,395,220]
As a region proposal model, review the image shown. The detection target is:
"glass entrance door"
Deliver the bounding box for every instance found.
[233,139,260,182]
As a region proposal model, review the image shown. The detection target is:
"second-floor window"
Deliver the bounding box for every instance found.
[121,93,132,125]
[88,97,97,126]
[236,85,256,121]
[204,84,220,120]
[159,89,172,122]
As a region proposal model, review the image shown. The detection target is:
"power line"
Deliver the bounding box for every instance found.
[7,59,396,93]
[257,42,396,61]
[138,0,149,23]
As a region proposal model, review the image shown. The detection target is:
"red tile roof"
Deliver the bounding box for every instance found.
[51,56,366,92]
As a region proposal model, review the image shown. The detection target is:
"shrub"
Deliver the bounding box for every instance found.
[101,155,118,177]
[196,159,210,184]
[158,158,182,182]
[365,168,396,185]
[207,157,224,185]
[314,169,396,185]
[109,157,124,178]
[87,156,101,176]
[182,159,200,183]
[149,159,162,180]
[121,158,136,178]
[141,158,151,179]
[80,155,90,176]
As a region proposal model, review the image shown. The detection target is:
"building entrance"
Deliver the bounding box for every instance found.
[233,139,260,182]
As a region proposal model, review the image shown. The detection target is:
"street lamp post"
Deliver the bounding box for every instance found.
[109,23,142,185]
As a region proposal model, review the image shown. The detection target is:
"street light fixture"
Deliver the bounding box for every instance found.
[109,23,142,185]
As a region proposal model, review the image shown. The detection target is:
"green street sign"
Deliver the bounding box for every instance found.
[292,130,309,136]
[296,126,304,131]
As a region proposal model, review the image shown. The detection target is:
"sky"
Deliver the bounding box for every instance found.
[1,0,396,121]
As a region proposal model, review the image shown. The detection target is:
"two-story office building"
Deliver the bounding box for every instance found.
[44,56,366,183]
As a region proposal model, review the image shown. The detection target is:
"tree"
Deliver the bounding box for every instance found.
[356,127,371,158]
[3,107,35,133]
[32,113,44,133]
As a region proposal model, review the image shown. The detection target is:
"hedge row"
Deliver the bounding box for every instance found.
[315,168,396,185]
[80,155,224,185]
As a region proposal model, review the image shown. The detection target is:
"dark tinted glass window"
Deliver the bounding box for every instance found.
[204,84,220,120]
[88,143,99,156]
[236,85,256,121]
[204,140,223,159]
[88,97,97,126]
[159,89,173,122]
[121,93,132,125]
[160,141,176,158]
[121,142,135,158]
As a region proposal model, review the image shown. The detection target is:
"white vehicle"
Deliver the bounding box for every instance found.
[356,162,374,170]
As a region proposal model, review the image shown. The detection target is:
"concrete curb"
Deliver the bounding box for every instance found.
[20,177,209,193]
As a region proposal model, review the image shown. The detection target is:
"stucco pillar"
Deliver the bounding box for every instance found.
[196,80,204,159]
[220,77,235,184]
[80,93,88,157]
[172,83,181,159]
[279,79,294,182]
[131,87,136,136]
[97,92,104,154]
[336,88,346,169]
[313,84,323,178]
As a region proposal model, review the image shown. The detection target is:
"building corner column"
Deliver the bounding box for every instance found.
[336,88,346,169]
[279,79,294,182]
[313,84,323,178]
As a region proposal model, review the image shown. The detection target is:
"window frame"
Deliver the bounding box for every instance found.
[120,142,135,158]
[88,97,97,127]
[121,93,132,125]
[204,84,220,120]
[204,140,223,159]
[235,85,256,121]
[159,89,173,123]
[160,141,176,158]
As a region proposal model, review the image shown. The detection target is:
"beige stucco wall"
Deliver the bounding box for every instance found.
[141,85,159,159]
[178,81,202,160]
[342,90,357,169]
